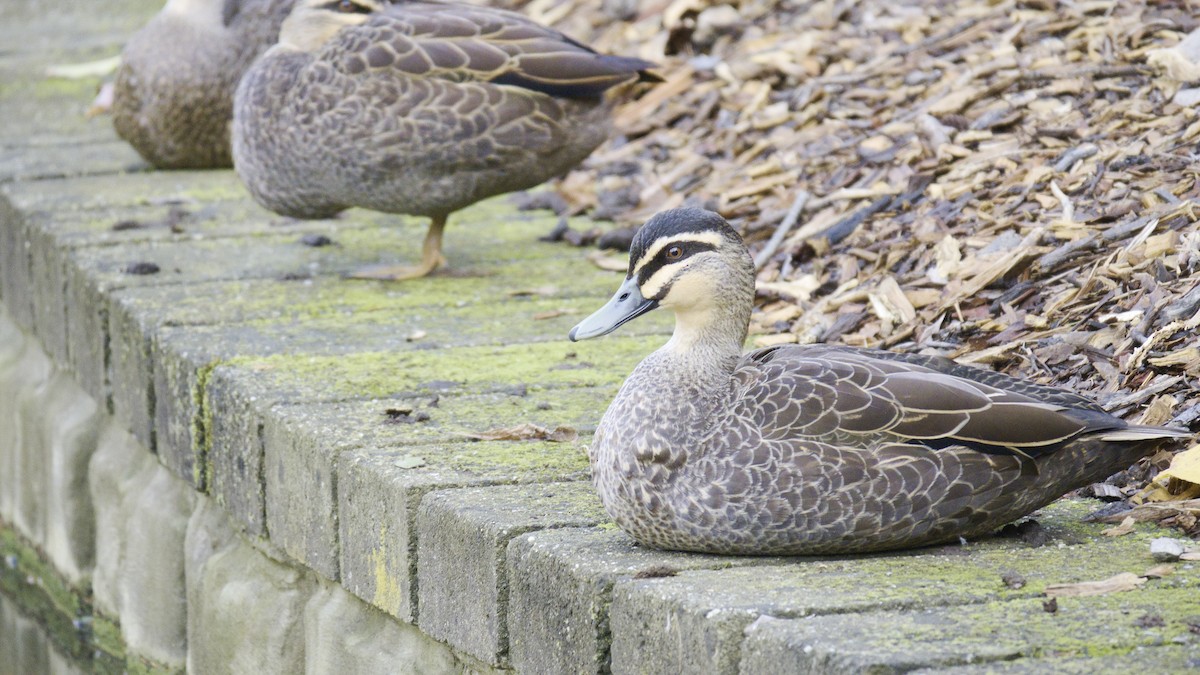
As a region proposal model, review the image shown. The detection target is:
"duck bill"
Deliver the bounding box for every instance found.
[569,276,658,341]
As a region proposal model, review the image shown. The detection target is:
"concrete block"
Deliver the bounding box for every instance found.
[915,647,1200,674]
[303,579,487,675]
[416,482,606,665]
[740,584,1200,673]
[87,420,156,618]
[608,499,1191,674]
[62,262,110,408]
[506,528,782,675]
[204,362,269,536]
[0,141,142,185]
[336,434,594,624]
[10,335,54,545]
[263,390,603,598]
[107,291,157,452]
[25,224,71,367]
[186,497,316,675]
[36,371,101,585]
[119,464,196,669]
[0,308,31,523]
[0,193,34,328]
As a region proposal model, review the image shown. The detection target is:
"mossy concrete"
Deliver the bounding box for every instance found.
[337,439,596,624]
[914,646,1200,673]
[196,332,663,552]
[506,527,792,674]
[417,482,609,665]
[742,587,1200,673]
[608,499,1200,674]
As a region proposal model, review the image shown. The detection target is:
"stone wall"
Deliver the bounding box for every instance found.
[0,308,494,673]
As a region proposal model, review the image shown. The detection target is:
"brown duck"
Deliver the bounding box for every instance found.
[114,0,298,168]
[232,0,657,279]
[569,208,1192,555]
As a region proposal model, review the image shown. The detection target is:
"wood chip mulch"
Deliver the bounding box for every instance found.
[509,0,1200,532]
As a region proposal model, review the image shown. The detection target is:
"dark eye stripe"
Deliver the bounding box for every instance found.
[635,241,715,288]
[322,0,372,13]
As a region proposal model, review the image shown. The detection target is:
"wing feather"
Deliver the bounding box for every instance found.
[738,344,1131,458]
[339,1,658,97]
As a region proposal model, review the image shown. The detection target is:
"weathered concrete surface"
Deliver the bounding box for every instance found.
[417,482,609,665]
[304,578,498,675]
[0,306,99,587]
[185,497,315,675]
[609,500,1200,674]
[88,421,156,619]
[506,527,789,674]
[741,589,1200,673]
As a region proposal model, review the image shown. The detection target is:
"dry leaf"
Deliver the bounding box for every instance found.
[392,455,427,469]
[1138,445,1200,503]
[1044,572,1146,598]
[466,423,578,443]
[587,250,627,272]
[1101,516,1137,537]
[1141,564,1175,579]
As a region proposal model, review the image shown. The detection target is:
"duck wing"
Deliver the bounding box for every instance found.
[349,1,657,97]
[736,344,1136,459]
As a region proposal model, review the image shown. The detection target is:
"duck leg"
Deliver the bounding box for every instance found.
[349,215,449,281]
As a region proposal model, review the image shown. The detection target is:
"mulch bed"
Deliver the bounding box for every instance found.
[511,0,1200,534]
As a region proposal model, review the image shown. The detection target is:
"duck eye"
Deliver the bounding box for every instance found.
[337,0,358,12]
[665,245,683,260]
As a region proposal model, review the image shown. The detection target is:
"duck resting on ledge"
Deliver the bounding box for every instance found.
[114,0,298,168]
[233,0,658,280]
[569,207,1192,555]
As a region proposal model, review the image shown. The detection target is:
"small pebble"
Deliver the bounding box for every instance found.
[1150,537,1185,562]
[124,262,160,275]
[1001,570,1026,590]
[300,234,333,247]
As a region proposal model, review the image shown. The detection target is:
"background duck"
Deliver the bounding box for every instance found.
[569,208,1193,555]
[232,0,658,280]
[114,0,298,168]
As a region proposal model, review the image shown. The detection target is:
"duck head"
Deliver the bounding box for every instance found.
[570,208,755,343]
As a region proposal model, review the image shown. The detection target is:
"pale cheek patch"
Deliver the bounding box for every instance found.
[658,268,713,309]
[639,263,681,299]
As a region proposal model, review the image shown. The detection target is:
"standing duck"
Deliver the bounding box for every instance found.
[568,208,1191,555]
[114,0,298,168]
[232,0,658,279]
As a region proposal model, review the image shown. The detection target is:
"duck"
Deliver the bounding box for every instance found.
[232,0,658,280]
[568,207,1192,555]
[113,0,298,168]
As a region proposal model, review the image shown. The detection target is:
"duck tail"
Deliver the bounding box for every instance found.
[1097,425,1193,442]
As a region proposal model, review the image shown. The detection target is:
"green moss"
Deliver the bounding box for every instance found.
[855,588,1200,661]
[92,613,125,660]
[0,526,90,662]
[126,651,184,675]
[224,333,665,402]
[27,75,98,101]
[193,359,219,490]
[0,527,87,621]
[370,523,405,617]
[1,524,183,674]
